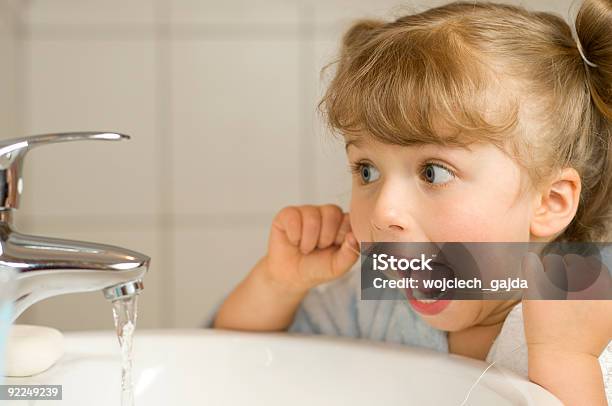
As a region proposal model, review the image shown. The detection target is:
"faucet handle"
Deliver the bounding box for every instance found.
[0,132,130,210]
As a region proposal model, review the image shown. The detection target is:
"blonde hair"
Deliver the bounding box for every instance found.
[319,0,612,242]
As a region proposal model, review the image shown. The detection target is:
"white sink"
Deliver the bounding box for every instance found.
[5,329,561,405]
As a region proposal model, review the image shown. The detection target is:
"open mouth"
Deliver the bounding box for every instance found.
[402,261,455,315]
[363,242,455,315]
[411,261,455,297]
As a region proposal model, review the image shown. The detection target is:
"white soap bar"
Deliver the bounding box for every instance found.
[5,324,64,377]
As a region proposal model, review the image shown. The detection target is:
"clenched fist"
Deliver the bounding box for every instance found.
[264,204,360,293]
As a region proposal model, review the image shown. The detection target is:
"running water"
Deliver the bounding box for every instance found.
[112,296,138,406]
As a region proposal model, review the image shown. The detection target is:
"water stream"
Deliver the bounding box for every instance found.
[112,295,138,406]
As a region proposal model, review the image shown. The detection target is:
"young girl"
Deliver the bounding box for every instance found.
[211,1,612,404]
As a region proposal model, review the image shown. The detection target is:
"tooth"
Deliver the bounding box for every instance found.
[415,299,438,304]
[411,287,444,301]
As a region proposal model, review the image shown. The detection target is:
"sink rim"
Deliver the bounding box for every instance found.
[5,328,562,406]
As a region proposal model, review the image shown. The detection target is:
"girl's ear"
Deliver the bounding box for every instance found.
[530,168,581,239]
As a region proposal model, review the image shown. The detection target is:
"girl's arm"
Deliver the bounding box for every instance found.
[213,256,308,331]
[522,254,612,404]
[528,346,607,405]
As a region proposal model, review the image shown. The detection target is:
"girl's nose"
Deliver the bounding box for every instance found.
[370,183,413,238]
[371,212,406,233]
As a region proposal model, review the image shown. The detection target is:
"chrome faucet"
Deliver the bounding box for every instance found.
[0,132,150,321]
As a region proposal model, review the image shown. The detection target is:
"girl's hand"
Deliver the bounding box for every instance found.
[263,205,360,294]
[521,252,612,405]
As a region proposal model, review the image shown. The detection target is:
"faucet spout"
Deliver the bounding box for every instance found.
[1,214,150,321]
[0,132,151,322]
[103,280,144,301]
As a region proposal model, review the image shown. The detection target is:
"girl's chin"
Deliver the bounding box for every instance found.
[408,300,483,332]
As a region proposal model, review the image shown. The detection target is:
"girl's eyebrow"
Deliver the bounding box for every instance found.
[344,138,363,151]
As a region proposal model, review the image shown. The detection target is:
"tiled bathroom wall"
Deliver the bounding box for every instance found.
[7,0,575,330]
[0,2,19,146]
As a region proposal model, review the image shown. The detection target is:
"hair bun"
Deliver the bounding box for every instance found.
[575,0,612,120]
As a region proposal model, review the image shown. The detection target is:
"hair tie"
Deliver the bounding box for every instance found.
[575,36,598,68]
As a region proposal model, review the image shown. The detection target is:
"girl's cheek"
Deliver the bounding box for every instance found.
[349,195,372,242]
[432,198,528,242]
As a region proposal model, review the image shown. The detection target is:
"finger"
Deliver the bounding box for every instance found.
[563,253,599,294]
[521,252,567,300]
[330,231,360,277]
[584,256,612,299]
[334,213,352,246]
[542,253,569,295]
[566,255,612,300]
[271,206,302,246]
[318,205,344,249]
[299,205,322,254]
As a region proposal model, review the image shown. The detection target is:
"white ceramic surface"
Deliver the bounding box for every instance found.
[5,329,562,405]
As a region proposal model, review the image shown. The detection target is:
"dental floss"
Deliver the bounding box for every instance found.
[347,240,361,256]
[459,342,526,406]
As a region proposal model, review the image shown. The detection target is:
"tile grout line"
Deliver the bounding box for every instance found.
[13,4,25,140]
[20,22,340,41]
[155,0,175,328]
[13,2,35,323]
[298,4,316,202]
[19,213,276,227]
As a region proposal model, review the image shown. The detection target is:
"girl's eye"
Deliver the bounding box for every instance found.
[351,162,380,184]
[421,163,455,185]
